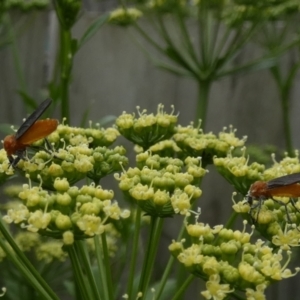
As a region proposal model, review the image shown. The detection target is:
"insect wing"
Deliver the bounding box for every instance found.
[17,119,58,145]
[268,184,300,198]
[15,98,52,140]
[267,173,300,189]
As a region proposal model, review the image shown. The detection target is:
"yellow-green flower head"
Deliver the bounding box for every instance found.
[63,230,74,245]
[76,214,105,236]
[186,222,211,238]
[220,262,240,283]
[109,7,143,26]
[171,189,192,215]
[51,123,119,148]
[172,221,300,296]
[0,148,14,182]
[3,181,129,240]
[169,239,184,257]
[220,240,240,255]
[260,249,300,280]
[272,225,300,250]
[87,146,128,183]
[36,240,67,262]
[15,232,40,251]
[19,125,124,187]
[148,140,182,157]
[245,283,267,300]
[116,153,205,217]
[174,125,246,167]
[201,274,234,300]
[238,261,266,284]
[239,241,300,283]
[177,244,203,268]
[218,126,246,148]
[7,0,50,11]
[224,1,299,26]
[148,0,188,14]
[3,204,30,224]
[27,210,52,232]
[116,104,177,149]
[202,256,220,275]
[54,177,70,192]
[214,150,264,195]
[55,213,72,230]
[54,0,81,29]
[232,195,250,218]
[262,154,300,181]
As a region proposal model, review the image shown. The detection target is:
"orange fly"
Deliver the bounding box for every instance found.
[3,98,58,167]
[246,173,300,221]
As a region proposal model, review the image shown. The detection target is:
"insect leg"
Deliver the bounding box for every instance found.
[289,198,300,214]
[249,197,263,223]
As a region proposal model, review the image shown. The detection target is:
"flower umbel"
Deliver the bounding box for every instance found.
[3,180,130,243]
[116,104,177,150]
[201,274,234,300]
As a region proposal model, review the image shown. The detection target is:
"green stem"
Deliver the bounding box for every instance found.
[75,241,101,299]
[0,238,55,300]
[175,13,200,69]
[195,79,211,129]
[126,206,142,299]
[6,13,28,97]
[156,14,199,77]
[154,254,175,300]
[280,87,293,156]
[132,22,165,55]
[101,231,114,299]
[59,28,72,121]
[270,65,294,156]
[66,245,92,300]
[156,217,187,300]
[0,218,59,300]
[171,274,195,300]
[138,217,164,297]
[94,235,110,300]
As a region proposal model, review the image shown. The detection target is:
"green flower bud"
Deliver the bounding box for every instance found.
[202,256,220,275]
[63,230,74,245]
[76,194,93,204]
[94,188,114,200]
[80,201,101,215]
[47,163,64,177]
[238,262,265,284]
[68,186,79,198]
[201,244,217,256]
[220,241,239,255]
[153,190,170,206]
[74,156,93,173]
[56,192,72,206]
[56,0,81,29]
[27,191,42,207]
[256,210,275,224]
[186,223,211,237]
[174,173,193,188]
[54,178,70,192]
[184,185,202,198]
[168,240,183,257]
[80,185,96,196]
[221,264,240,283]
[55,214,72,230]
[218,228,234,241]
